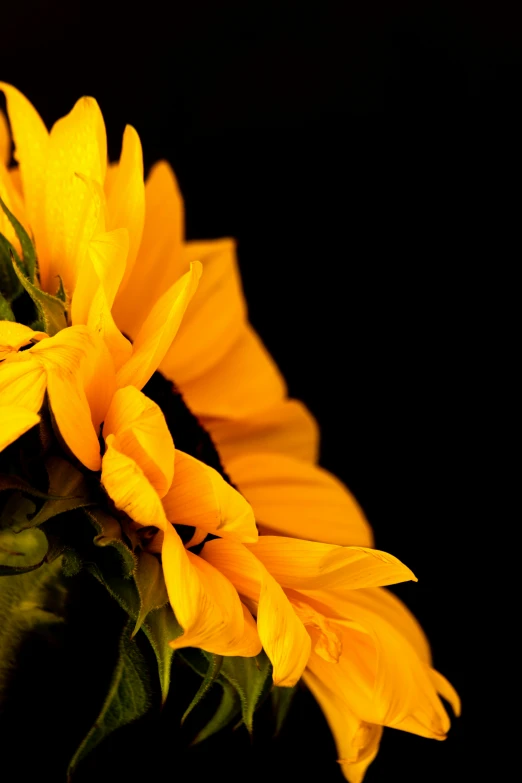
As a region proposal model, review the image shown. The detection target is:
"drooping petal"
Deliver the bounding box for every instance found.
[0,110,9,165]
[0,358,47,410]
[162,523,261,657]
[303,667,383,783]
[428,668,461,718]
[0,83,50,280]
[201,538,311,685]
[112,160,185,339]
[204,398,319,466]
[170,323,287,419]
[247,537,415,590]
[160,239,248,385]
[105,125,145,292]
[44,97,107,295]
[0,406,40,451]
[0,322,47,359]
[225,453,374,547]
[161,450,258,543]
[116,261,202,391]
[103,386,174,497]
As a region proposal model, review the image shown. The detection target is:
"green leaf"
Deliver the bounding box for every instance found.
[11,256,67,336]
[0,238,23,302]
[132,550,169,636]
[0,526,48,574]
[141,603,182,704]
[67,621,151,780]
[0,291,15,320]
[271,684,298,735]
[0,558,66,704]
[56,275,66,302]
[0,196,37,281]
[181,654,223,724]
[219,652,272,734]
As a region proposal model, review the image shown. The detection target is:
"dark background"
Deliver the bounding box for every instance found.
[2,1,515,780]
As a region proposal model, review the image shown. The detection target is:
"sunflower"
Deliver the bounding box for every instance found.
[0,84,459,781]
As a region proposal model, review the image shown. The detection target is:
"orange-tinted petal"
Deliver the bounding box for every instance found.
[201,538,311,685]
[161,450,258,542]
[116,261,202,391]
[428,668,461,718]
[0,109,10,165]
[247,537,415,590]
[112,160,185,339]
[203,398,319,467]
[0,322,47,359]
[103,386,174,498]
[0,406,40,451]
[44,97,107,295]
[225,453,374,547]
[0,83,50,281]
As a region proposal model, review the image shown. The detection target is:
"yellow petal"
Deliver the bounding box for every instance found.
[160,239,248,385]
[112,160,185,339]
[204,398,319,467]
[87,284,133,371]
[101,433,169,527]
[80,328,117,434]
[170,322,286,419]
[44,97,107,295]
[0,109,9,165]
[161,450,258,542]
[248,538,415,590]
[0,322,47,359]
[225,453,374,547]
[103,386,174,497]
[31,325,104,471]
[0,406,40,450]
[105,125,145,293]
[303,668,382,783]
[289,596,343,663]
[0,83,50,281]
[0,358,47,410]
[72,227,129,326]
[162,523,260,657]
[116,261,202,391]
[201,538,311,686]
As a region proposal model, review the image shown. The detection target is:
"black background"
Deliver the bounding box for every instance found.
[2,1,516,781]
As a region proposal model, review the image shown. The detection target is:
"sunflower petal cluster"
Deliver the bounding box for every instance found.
[0,84,459,781]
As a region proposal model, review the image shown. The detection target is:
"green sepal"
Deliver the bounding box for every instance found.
[0,473,60,501]
[0,234,23,301]
[219,651,272,734]
[181,653,223,725]
[191,678,240,745]
[271,683,298,735]
[0,291,15,320]
[0,558,66,704]
[66,620,151,781]
[11,258,67,336]
[0,196,37,281]
[56,275,66,302]
[132,550,169,636]
[0,526,48,575]
[86,508,137,578]
[140,603,182,704]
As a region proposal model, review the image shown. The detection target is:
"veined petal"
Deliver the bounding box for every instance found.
[0,322,47,359]
[247,538,416,590]
[303,667,383,783]
[0,406,40,450]
[162,523,260,657]
[225,453,374,547]
[112,160,185,339]
[0,358,46,410]
[201,538,311,686]
[204,398,319,467]
[171,323,286,419]
[44,97,107,295]
[0,110,9,165]
[101,434,169,528]
[160,239,247,384]
[161,450,258,543]
[116,261,202,391]
[105,125,145,293]
[103,386,174,498]
[0,83,50,281]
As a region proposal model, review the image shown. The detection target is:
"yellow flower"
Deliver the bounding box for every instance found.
[0,84,459,782]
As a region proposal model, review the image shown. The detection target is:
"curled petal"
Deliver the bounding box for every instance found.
[0,322,47,359]
[161,450,258,543]
[201,538,311,686]
[103,386,174,497]
[225,453,374,547]
[0,406,40,450]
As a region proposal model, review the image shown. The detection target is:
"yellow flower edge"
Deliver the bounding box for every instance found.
[0,84,459,782]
